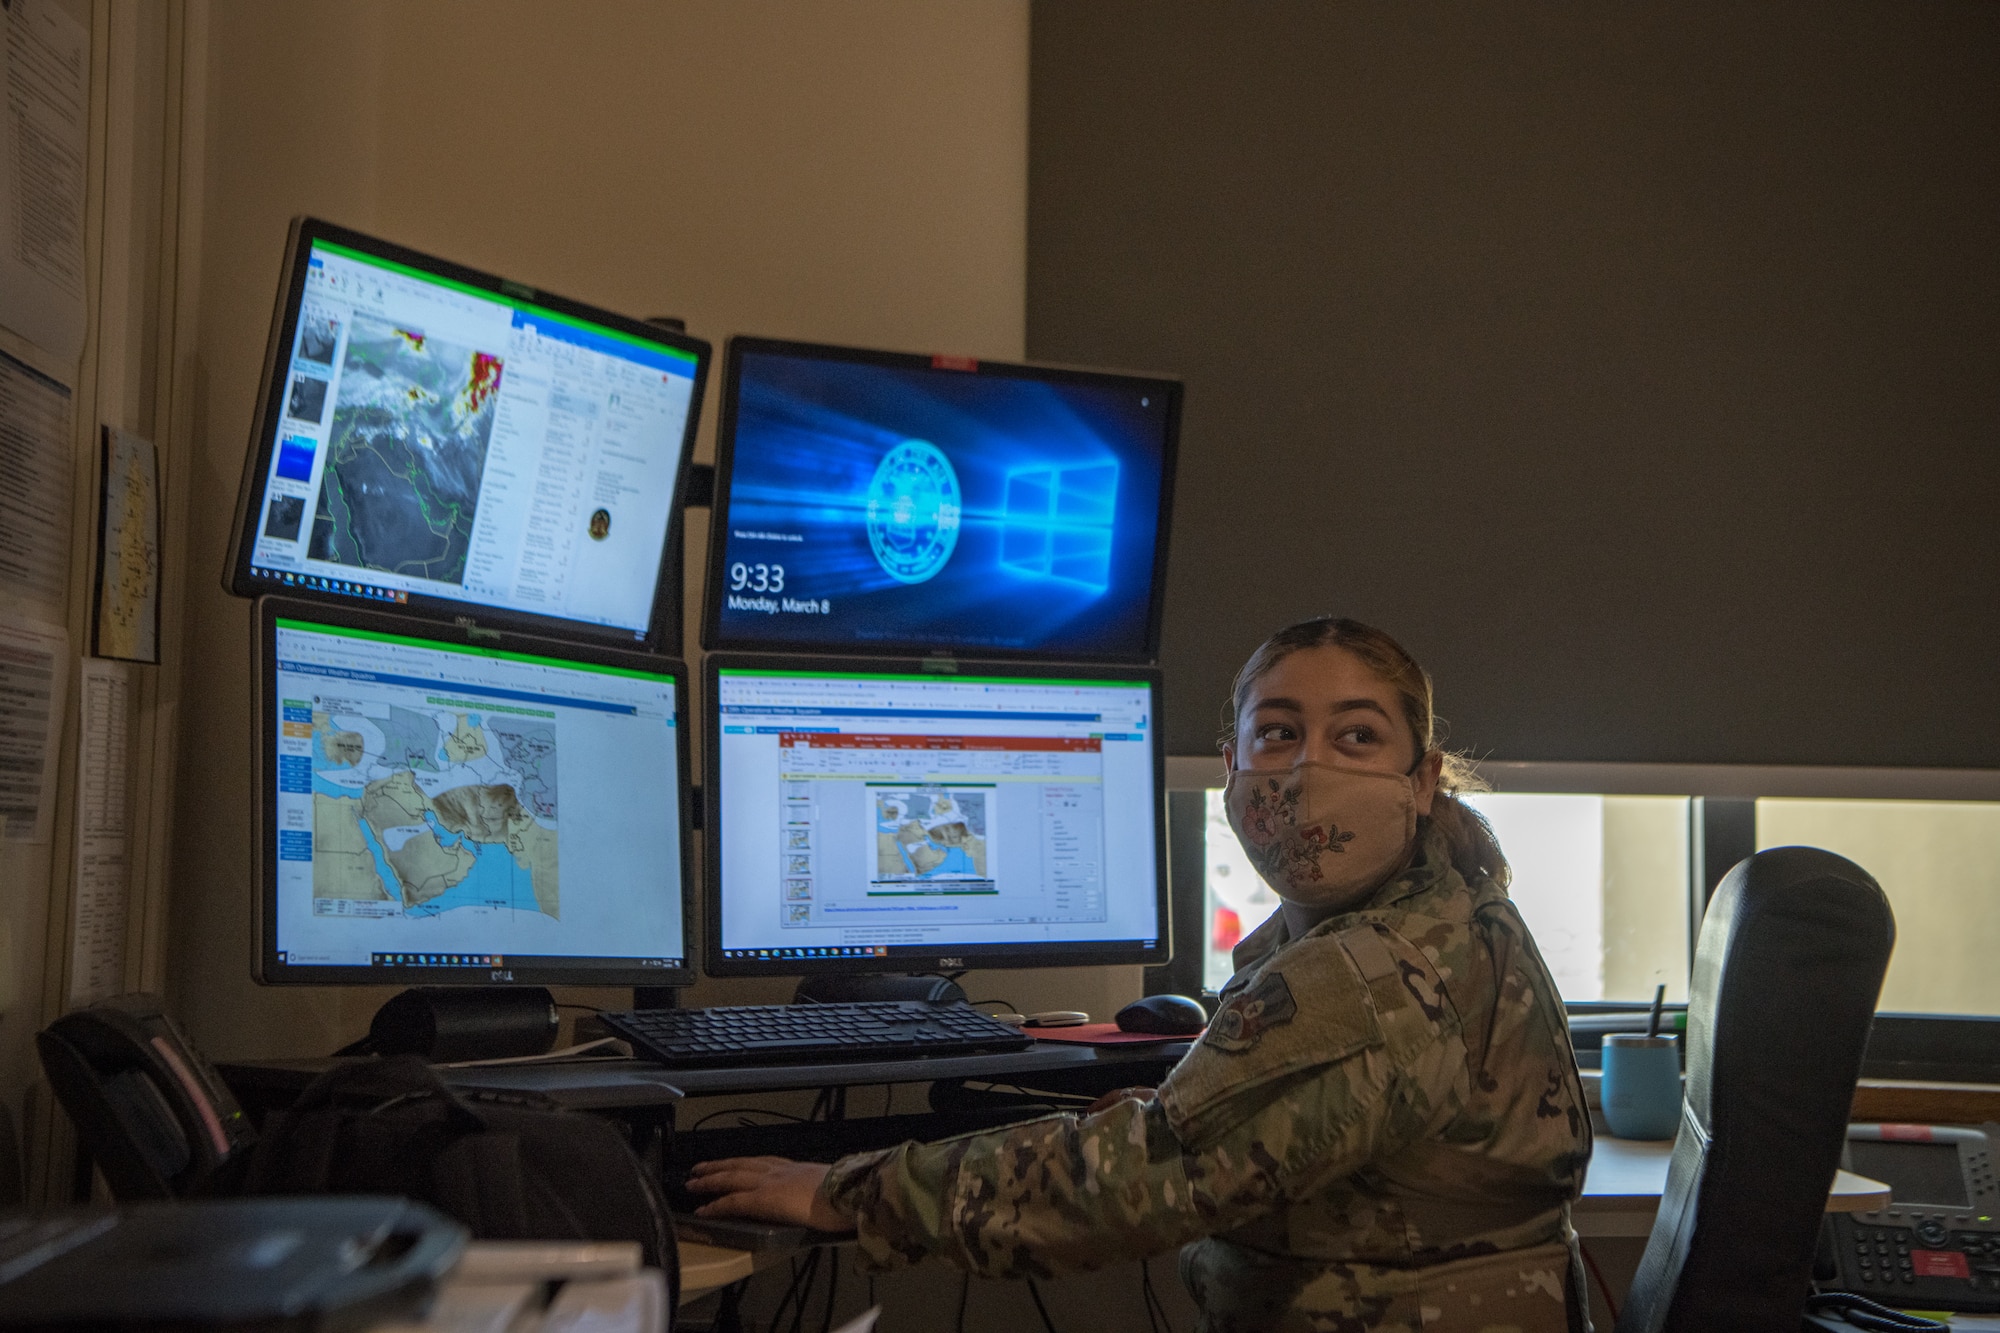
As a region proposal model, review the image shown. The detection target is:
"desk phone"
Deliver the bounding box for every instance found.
[1822,1123,2000,1311]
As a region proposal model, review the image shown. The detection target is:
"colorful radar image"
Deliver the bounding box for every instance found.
[307,315,503,584]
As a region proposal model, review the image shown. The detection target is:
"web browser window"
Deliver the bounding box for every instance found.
[248,240,700,635]
[269,618,684,974]
[714,668,1161,961]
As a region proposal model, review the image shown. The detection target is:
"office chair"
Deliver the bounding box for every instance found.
[36,994,256,1200]
[1616,847,1894,1333]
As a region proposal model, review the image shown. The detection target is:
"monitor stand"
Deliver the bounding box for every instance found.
[792,974,966,1006]
[362,986,560,1062]
[631,986,681,1011]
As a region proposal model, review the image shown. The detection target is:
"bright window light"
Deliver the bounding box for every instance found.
[1201,789,1690,1003]
[1757,798,2000,1016]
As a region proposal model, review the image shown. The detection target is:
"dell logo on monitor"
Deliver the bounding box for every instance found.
[938,957,964,969]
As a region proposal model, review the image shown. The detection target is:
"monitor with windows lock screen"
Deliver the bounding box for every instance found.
[253,597,693,988]
[704,653,1169,977]
[225,217,710,651]
[703,337,1180,662]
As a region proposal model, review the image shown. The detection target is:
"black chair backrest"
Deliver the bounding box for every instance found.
[35,994,255,1200]
[1618,846,1894,1333]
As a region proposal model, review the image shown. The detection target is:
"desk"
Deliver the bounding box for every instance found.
[220,1038,1192,1111]
[1852,1079,2000,1126]
[218,1038,1194,1313]
[680,1241,758,1300]
[220,1055,689,1113]
[649,1038,1193,1099]
[229,1054,1902,1301]
[1576,1135,1891,1238]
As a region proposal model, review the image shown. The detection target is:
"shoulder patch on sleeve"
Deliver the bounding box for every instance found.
[1158,932,1383,1147]
[1204,969,1298,1053]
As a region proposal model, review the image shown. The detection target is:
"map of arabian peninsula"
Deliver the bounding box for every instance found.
[875,789,988,879]
[307,314,503,584]
[310,703,558,919]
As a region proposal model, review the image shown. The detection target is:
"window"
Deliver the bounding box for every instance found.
[1193,771,2000,1041]
[1756,798,2000,1017]
[1202,789,1279,991]
[1199,789,1690,1002]
[1464,794,1689,1005]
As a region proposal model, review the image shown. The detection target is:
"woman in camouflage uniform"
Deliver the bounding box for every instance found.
[691,618,1594,1332]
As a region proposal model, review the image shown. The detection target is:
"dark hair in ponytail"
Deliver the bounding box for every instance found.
[1220,617,1510,889]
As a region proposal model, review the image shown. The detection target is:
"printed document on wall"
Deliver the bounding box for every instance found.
[70,659,130,1004]
[93,427,160,663]
[0,346,74,616]
[0,614,67,844]
[0,0,88,363]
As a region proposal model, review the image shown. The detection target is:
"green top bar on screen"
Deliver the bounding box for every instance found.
[276,618,676,683]
[311,239,699,367]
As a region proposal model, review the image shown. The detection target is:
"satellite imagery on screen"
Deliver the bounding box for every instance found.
[307,315,504,584]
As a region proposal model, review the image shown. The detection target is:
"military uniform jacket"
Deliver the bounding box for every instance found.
[820,823,1594,1332]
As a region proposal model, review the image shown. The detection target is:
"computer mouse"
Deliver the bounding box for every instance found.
[1115,994,1207,1036]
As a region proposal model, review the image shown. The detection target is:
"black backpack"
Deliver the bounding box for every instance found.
[243,1055,677,1306]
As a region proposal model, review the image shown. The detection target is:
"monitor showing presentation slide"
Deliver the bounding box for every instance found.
[705,654,1168,976]
[226,218,710,650]
[704,338,1180,662]
[254,599,692,987]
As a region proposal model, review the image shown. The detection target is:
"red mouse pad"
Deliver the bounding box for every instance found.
[1029,1023,1200,1046]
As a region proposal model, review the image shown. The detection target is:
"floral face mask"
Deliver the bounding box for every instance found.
[1224,761,1418,910]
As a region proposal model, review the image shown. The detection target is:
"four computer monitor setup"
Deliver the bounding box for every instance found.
[225,218,1183,1031]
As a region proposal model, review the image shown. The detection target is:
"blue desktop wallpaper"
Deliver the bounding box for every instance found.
[715,351,1173,657]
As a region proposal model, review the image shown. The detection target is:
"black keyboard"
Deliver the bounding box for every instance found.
[599,1001,1034,1068]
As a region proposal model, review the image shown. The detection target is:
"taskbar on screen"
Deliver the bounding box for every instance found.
[256,566,409,605]
[719,940,1157,964]
[272,952,684,971]
[253,566,650,640]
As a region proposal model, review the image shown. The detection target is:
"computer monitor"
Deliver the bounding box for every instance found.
[253,597,692,987]
[704,653,1168,977]
[703,337,1180,662]
[226,218,710,651]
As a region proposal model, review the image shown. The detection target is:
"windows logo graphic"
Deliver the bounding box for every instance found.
[999,462,1119,591]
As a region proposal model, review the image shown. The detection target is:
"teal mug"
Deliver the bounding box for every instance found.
[1602,1033,1683,1140]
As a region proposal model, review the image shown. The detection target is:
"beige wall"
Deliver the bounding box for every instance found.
[167,0,1066,1059]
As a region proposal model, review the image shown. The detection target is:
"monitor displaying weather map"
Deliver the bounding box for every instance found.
[707,658,1166,974]
[259,610,689,985]
[706,338,1179,662]
[231,220,707,647]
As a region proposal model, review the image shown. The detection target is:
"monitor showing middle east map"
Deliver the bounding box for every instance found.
[253,598,692,987]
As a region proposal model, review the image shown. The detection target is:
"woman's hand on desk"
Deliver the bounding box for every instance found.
[687,1157,854,1232]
